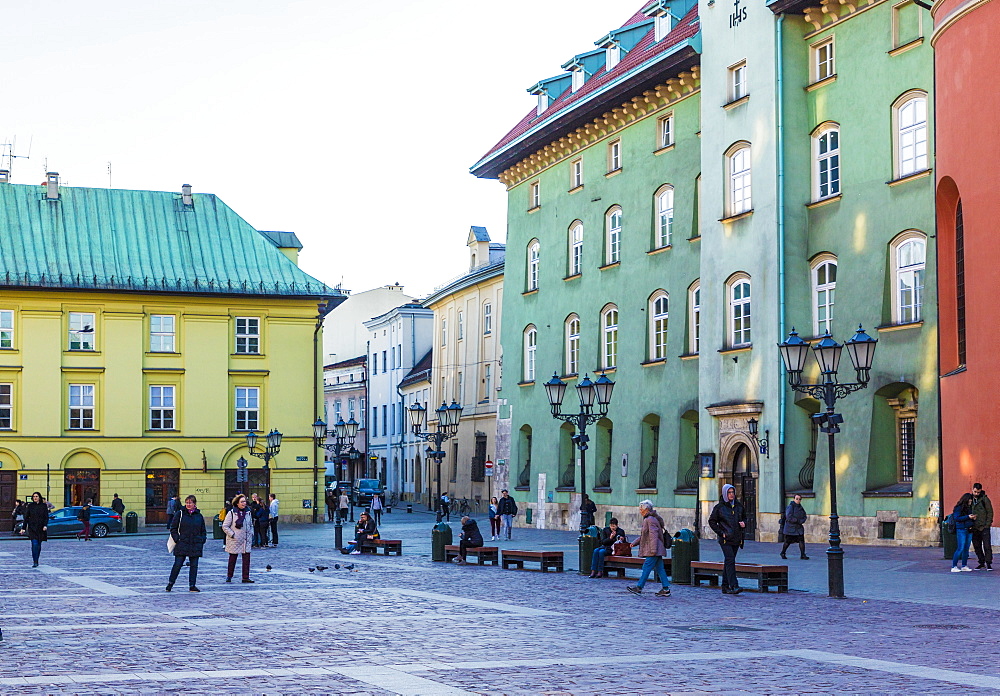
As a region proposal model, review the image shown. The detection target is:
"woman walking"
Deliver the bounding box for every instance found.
[11,499,25,536]
[488,497,500,541]
[951,493,977,572]
[222,494,254,583]
[626,501,670,596]
[76,499,93,541]
[167,494,207,592]
[370,492,383,526]
[780,494,809,560]
[21,492,48,567]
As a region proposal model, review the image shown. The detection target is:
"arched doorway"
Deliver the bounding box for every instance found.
[728,443,757,538]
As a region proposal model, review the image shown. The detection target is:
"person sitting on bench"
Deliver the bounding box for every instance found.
[342,512,378,554]
[453,516,483,565]
[590,517,628,578]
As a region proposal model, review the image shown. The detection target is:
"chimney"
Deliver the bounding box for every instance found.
[45,172,59,200]
[181,184,193,206]
[0,170,9,183]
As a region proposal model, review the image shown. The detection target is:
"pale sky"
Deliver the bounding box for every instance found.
[1,1,634,298]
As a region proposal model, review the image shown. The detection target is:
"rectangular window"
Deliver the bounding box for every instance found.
[484,364,492,399]
[390,346,395,368]
[348,397,356,421]
[898,416,915,482]
[608,140,621,172]
[0,310,13,349]
[382,404,388,437]
[68,384,95,430]
[483,303,493,334]
[729,61,747,102]
[570,224,584,275]
[657,113,674,149]
[235,317,260,354]
[816,129,840,199]
[149,385,175,430]
[68,312,96,351]
[458,311,464,340]
[812,38,835,82]
[529,181,540,209]
[334,399,342,421]
[235,386,259,431]
[892,0,923,48]
[441,319,447,346]
[458,372,464,402]
[571,158,583,188]
[382,349,387,370]
[150,314,176,352]
[397,343,402,366]
[730,281,752,347]
[372,406,378,436]
[0,383,11,429]
[691,286,701,354]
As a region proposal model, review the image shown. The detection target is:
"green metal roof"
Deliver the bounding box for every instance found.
[0,182,336,298]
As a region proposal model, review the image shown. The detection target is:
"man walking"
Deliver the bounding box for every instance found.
[268,493,280,547]
[111,493,125,522]
[626,500,671,597]
[709,483,746,595]
[496,489,518,541]
[165,495,178,521]
[439,492,451,522]
[972,483,994,571]
[370,493,383,526]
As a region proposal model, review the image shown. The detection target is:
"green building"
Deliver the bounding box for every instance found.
[473,0,937,545]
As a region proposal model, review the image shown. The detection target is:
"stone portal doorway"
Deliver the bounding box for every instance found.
[727,443,757,538]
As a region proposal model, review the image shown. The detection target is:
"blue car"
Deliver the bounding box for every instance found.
[46,506,124,538]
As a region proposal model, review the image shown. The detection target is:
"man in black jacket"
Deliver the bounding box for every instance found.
[709,483,746,594]
[496,490,518,541]
[454,516,484,564]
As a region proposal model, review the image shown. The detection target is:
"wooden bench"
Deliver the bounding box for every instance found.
[359,539,403,556]
[501,550,564,573]
[690,561,788,592]
[444,545,499,565]
[602,555,672,578]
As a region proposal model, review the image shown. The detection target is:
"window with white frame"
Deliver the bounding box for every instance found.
[727,144,752,216]
[235,317,260,354]
[484,364,492,398]
[441,318,448,345]
[334,399,342,421]
[68,312,96,351]
[523,326,537,382]
[235,386,259,431]
[569,222,584,276]
[657,113,674,149]
[655,186,674,248]
[812,37,835,82]
[458,311,464,340]
[149,385,175,430]
[0,310,12,349]
[608,139,621,172]
[565,314,580,375]
[689,281,701,354]
[605,42,620,71]
[348,398,356,421]
[649,291,669,361]
[602,305,619,370]
[812,256,838,336]
[654,12,672,41]
[729,61,747,102]
[150,314,175,352]
[893,232,926,324]
[527,240,540,290]
[571,158,583,189]
[529,181,540,209]
[605,207,622,264]
[68,384,95,429]
[483,302,493,334]
[895,92,928,177]
[571,68,585,92]
[728,275,752,347]
[0,383,11,429]
[814,125,841,200]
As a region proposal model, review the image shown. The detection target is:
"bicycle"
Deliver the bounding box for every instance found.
[387,492,399,508]
[456,498,472,516]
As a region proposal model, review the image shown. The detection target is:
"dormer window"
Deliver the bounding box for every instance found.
[654,13,673,41]
[605,43,620,71]
[572,68,585,92]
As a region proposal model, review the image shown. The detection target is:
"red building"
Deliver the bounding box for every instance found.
[934,0,1000,512]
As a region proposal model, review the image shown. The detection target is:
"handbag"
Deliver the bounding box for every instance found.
[611,540,631,557]
[167,513,178,553]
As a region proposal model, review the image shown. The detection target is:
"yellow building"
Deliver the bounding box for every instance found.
[422,228,504,505]
[0,174,342,528]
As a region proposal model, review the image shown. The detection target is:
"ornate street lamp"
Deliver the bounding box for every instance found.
[747,418,769,458]
[244,428,282,470]
[410,401,463,521]
[312,417,362,535]
[778,325,877,598]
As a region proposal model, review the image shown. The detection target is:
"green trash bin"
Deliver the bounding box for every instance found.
[124,511,138,534]
[579,525,602,575]
[942,517,957,560]
[431,521,453,562]
[670,528,700,584]
[213,515,225,540]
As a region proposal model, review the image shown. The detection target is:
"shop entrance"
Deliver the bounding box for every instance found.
[64,469,100,507]
[0,472,15,532]
[727,443,757,539]
[145,469,180,524]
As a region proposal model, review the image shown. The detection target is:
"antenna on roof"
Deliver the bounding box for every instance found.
[107,161,112,188]
[1,135,32,178]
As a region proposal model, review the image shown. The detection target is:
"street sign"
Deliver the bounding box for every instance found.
[302,499,312,508]
[296,456,308,461]
[236,467,248,483]
[485,459,494,477]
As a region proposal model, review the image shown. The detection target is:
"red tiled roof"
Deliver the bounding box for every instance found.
[475,3,700,170]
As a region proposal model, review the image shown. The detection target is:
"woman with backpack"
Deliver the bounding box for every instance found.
[950,492,978,572]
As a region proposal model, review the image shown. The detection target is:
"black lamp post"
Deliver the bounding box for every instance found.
[245,428,283,470]
[313,418,360,525]
[747,418,769,458]
[778,325,877,598]
[409,401,462,522]
[544,372,615,535]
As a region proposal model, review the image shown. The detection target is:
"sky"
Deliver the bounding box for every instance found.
[1,0,635,298]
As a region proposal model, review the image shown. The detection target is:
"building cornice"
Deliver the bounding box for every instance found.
[931,0,995,45]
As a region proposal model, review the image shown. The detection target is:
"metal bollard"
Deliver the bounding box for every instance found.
[335,518,343,549]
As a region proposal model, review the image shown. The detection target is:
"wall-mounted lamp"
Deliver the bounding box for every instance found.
[747,418,769,458]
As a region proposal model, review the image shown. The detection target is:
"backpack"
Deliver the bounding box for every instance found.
[663,527,673,549]
[944,514,956,535]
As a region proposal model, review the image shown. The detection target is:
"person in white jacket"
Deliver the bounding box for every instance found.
[268,493,280,546]
[222,494,254,583]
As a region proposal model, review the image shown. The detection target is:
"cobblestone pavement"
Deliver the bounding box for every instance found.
[2,512,999,694]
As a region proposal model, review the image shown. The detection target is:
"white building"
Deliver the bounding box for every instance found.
[322,356,367,486]
[323,284,413,363]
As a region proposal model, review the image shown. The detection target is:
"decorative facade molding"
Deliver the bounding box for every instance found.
[802,0,885,34]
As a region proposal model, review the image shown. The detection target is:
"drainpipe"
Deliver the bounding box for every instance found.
[775,13,788,517]
[365,339,371,480]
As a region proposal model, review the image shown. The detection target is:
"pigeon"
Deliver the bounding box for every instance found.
[308,567,315,572]
[344,563,355,571]
[265,565,272,571]
[316,565,328,572]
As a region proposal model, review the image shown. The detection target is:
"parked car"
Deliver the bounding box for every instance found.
[46,506,123,538]
[352,479,383,507]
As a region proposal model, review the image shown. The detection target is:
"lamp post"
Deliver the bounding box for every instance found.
[544,372,615,535]
[408,401,463,522]
[312,418,360,532]
[245,428,283,469]
[746,418,769,458]
[778,325,877,598]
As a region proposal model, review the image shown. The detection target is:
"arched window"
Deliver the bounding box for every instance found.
[568,222,584,276]
[726,143,752,216]
[894,91,928,178]
[605,207,622,265]
[891,232,926,324]
[601,304,619,369]
[527,240,540,291]
[811,254,837,336]
[522,325,537,382]
[688,280,701,354]
[654,186,674,248]
[565,314,580,376]
[649,291,669,360]
[813,124,840,200]
[727,274,751,347]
